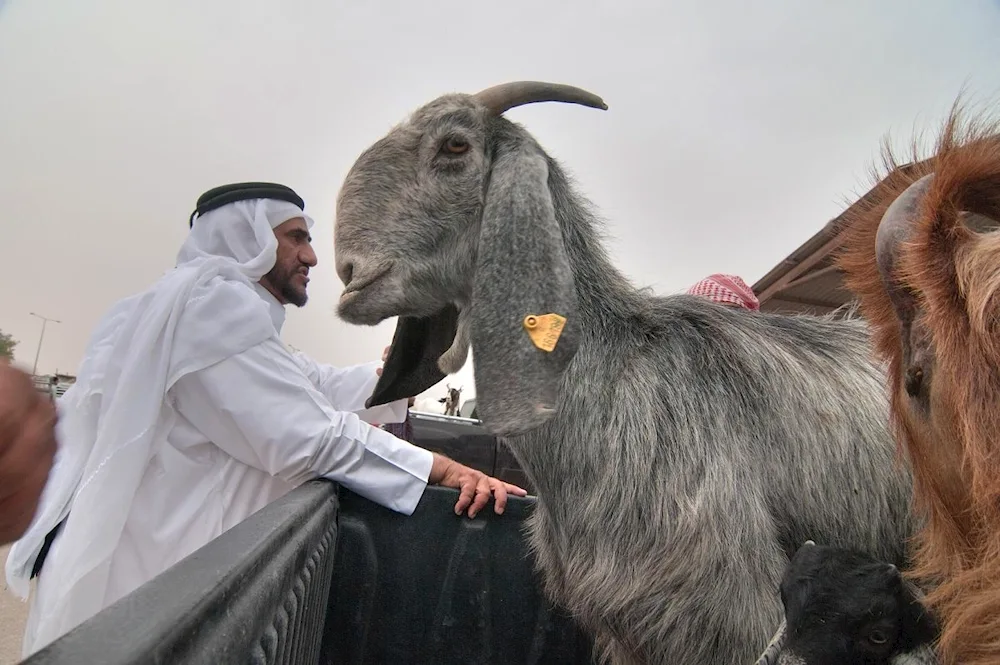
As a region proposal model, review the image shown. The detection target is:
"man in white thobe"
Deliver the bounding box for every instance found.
[6,182,525,657]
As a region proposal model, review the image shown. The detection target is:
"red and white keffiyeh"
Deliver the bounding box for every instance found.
[686,274,760,311]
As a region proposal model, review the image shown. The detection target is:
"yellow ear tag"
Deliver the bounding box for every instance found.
[523,313,567,352]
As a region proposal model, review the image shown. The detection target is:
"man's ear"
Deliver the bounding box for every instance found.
[468,140,579,436]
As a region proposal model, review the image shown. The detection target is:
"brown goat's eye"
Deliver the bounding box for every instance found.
[444,137,469,154]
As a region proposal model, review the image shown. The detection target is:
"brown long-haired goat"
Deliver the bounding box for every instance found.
[837,101,1000,665]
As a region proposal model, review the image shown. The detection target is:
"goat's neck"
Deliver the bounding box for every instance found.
[504,205,638,504]
[548,168,644,332]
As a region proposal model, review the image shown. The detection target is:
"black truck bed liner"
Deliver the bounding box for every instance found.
[21,481,594,665]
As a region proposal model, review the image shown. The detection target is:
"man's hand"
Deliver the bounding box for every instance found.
[428,453,528,518]
[375,345,389,377]
[376,347,415,409]
[0,361,57,545]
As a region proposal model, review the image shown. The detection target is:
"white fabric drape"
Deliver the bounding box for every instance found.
[5,198,312,644]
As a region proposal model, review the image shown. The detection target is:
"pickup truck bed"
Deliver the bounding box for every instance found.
[404,411,533,494]
[22,482,595,665]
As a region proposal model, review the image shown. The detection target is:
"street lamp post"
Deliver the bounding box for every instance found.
[30,312,61,376]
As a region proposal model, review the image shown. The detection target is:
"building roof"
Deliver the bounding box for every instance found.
[754,126,1000,315]
[751,162,918,316]
[751,216,849,316]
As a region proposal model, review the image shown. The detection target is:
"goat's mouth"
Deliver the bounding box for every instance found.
[336,265,396,323]
[339,264,391,297]
[364,304,460,409]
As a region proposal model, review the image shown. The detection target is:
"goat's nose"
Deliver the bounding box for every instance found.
[337,260,354,287]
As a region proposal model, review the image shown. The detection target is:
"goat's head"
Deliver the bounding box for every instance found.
[334,81,607,436]
[837,107,1000,664]
[756,541,938,665]
[871,172,1000,514]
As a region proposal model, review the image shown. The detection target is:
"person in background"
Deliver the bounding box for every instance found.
[6,182,525,657]
[375,347,417,442]
[686,273,761,311]
[382,396,416,443]
[0,360,57,546]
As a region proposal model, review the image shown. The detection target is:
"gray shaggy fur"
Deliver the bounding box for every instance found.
[333,87,916,665]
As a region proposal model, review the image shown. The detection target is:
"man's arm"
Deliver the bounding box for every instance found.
[289,350,407,425]
[173,339,524,517]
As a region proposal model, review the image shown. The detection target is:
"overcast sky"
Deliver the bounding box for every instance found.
[1,0,998,405]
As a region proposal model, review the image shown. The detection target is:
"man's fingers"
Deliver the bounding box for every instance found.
[438,462,528,518]
[503,482,528,497]
[376,346,390,376]
[0,370,36,454]
[0,443,52,530]
[0,364,58,544]
[0,399,56,503]
[0,491,39,544]
[454,479,476,516]
[468,476,491,518]
[491,478,509,515]
[0,403,57,544]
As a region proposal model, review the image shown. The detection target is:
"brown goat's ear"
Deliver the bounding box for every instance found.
[469,142,580,436]
[365,305,459,408]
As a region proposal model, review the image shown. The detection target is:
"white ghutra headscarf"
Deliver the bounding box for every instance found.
[6,195,314,649]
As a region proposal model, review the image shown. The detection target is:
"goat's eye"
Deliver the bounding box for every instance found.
[868,629,888,645]
[904,365,923,397]
[443,137,469,154]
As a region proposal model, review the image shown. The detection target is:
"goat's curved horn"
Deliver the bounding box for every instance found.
[473,81,609,115]
[875,174,935,322]
[754,618,787,665]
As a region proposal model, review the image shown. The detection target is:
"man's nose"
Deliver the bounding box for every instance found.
[301,246,318,267]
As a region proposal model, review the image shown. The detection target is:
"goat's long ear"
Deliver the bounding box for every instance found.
[470,141,580,436]
[365,305,459,408]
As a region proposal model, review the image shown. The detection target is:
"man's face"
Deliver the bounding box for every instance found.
[261,217,316,307]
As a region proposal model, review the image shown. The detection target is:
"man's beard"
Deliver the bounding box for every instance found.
[265,263,308,307]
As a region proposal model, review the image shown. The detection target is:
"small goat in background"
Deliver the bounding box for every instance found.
[438,384,463,417]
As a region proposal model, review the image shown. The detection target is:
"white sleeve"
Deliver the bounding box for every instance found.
[172,338,434,515]
[289,351,409,425]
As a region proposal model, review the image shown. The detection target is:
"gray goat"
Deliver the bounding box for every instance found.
[333,81,917,665]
